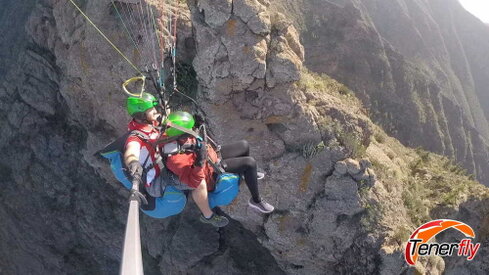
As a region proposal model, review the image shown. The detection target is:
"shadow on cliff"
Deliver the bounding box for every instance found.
[429,196,489,274]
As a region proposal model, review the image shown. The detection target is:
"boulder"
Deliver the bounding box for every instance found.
[345,158,362,175]
[334,160,348,176]
[197,0,233,28]
[360,159,372,170]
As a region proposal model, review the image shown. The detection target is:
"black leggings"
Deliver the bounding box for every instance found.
[220,140,261,203]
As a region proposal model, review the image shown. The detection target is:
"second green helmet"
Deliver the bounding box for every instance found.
[126,92,158,116]
[165,111,195,137]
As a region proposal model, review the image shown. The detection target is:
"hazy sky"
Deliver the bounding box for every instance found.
[458,0,489,23]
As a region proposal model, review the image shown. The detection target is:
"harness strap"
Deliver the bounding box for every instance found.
[206,135,220,152]
[157,123,225,174]
[128,129,165,183]
[174,142,225,174]
[129,130,151,143]
[199,125,224,163]
[165,121,202,139]
[208,157,225,175]
[155,133,191,145]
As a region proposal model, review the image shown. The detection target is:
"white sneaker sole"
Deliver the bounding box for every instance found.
[241,173,265,181]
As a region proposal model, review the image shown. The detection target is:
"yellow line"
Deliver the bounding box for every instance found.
[68,0,143,75]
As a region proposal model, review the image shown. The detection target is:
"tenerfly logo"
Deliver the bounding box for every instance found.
[405,219,481,265]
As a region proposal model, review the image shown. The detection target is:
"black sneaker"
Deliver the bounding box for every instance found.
[199,213,229,227]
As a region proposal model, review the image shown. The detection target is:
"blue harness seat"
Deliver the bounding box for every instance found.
[98,138,240,219]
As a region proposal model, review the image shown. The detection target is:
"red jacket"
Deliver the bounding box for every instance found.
[165,136,219,191]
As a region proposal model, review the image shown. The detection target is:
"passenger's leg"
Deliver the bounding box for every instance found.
[222,157,260,202]
[220,140,265,179]
[220,140,249,159]
[222,157,274,213]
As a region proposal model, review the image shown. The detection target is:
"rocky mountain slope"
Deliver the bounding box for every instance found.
[1,0,489,274]
[271,0,489,185]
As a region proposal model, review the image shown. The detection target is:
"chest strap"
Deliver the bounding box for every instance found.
[158,122,225,174]
[175,143,225,174]
[129,130,164,177]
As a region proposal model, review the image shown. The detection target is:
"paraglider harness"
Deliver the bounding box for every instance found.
[96,120,234,211]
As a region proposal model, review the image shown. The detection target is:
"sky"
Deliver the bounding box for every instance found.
[458,0,489,23]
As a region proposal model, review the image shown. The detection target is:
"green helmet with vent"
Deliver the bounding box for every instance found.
[165,111,195,137]
[126,92,158,116]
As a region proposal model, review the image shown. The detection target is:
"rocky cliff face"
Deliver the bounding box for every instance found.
[0,0,301,273]
[2,0,489,274]
[271,0,489,185]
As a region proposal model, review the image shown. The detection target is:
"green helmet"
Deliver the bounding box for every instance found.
[165,111,195,137]
[126,92,158,116]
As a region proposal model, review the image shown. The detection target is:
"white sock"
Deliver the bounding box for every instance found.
[204,213,213,219]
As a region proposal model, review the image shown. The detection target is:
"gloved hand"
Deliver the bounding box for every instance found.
[127,160,143,183]
[195,141,208,167]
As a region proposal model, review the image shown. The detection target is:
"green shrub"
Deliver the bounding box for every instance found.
[374,132,386,143]
[402,180,431,225]
[392,226,412,245]
[360,201,384,233]
[297,69,356,100]
[371,158,389,179]
[338,132,366,158]
[338,84,354,97]
[302,141,326,160]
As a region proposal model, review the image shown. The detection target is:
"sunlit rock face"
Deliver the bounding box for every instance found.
[2,0,489,274]
[272,0,489,185]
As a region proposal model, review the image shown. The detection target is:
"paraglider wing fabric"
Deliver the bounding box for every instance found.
[142,185,187,218]
[208,173,240,209]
